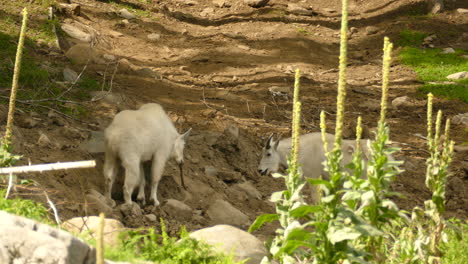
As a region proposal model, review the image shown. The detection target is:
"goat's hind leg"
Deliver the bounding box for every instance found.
[103,149,118,203]
[136,163,146,206]
[121,156,141,205]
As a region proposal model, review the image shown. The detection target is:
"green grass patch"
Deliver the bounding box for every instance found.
[398,38,468,102]
[396,29,427,47]
[419,83,468,103]
[0,189,51,223]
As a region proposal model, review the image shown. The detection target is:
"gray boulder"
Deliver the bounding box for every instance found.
[189,225,267,264]
[0,210,95,264]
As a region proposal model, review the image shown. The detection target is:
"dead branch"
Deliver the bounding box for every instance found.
[0,160,96,175]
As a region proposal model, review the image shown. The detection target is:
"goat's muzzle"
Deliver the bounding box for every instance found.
[258,169,268,176]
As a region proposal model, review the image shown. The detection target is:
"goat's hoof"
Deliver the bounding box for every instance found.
[149,198,160,207]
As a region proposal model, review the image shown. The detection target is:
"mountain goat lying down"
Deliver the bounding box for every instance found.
[258,132,372,181]
[103,103,191,206]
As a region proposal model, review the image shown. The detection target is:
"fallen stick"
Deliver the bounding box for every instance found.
[0,160,96,175]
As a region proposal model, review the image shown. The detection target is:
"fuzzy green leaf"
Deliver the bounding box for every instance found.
[290,205,322,218]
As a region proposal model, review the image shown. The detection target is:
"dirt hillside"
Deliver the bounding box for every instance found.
[2,0,467,239]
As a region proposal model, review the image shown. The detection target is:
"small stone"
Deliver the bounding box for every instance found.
[365,26,378,35]
[237,44,250,50]
[244,0,269,8]
[349,27,358,34]
[423,34,436,43]
[147,33,161,41]
[118,202,142,217]
[457,8,468,14]
[269,86,291,96]
[233,182,262,199]
[206,200,250,227]
[447,71,468,80]
[63,67,79,83]
[118,8,136,19]
[103,54,116,61]
[18,115,39,128]
[205,166,219,178]
[145,214,157,222]
[217,171,243,183]
[322,8,336,13]
[37,132,52,147]
[461,55,468,59]
[213,0,231,8]
[441,47,455,54]
[200,7,214,17]
[452,113,468,127]
[391,96,412,108]
[287,3,314,16]
[163,199,192,219]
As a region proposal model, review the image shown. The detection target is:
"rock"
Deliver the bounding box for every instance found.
[17,115,39,128]
[61,24,92,42]
[349,27,358,34]
[90,91,125,105]
[365,26,378,35]
[200,7,214,17]
[360,98,381,112]
[183,0,198,5]
[162,199,192,219]
[189,225,267,264]
[89,189,116,207]
[108,30,124,38]
[0,211,96,264]
[392,96,413,108]
[57,3,81,16]
[118,202,142,217]
[452,113,468,127]
[287,3,315,16]
[37,132,52,147]
[225,124,239,139]
[147,33,161,41]
[65,43,97,65]
[206,200,250,227]
[205,165,219,177]
[323,8,336,13]
[423,34,436,44]
[213,0,231,8]
[117,58,138,73]
[447,71,468,80]
[145,214,157,222]
[63,67,79,83]
[233,182,262,199]
[218,170,243,183]
[269,86,290,97]
[62,216,125,248]
[457,8,468,14]
[461,55,468,59]
[118,8,136,19]
[80,130,106,153]
[85,193,115,218]
[244,0,269,8]
[441,47,455,54]
[103,54,116,61]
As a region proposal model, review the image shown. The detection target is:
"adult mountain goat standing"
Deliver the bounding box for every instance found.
[103,103,191,206]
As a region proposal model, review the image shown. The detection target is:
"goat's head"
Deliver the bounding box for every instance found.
[172,128,192,164]
[258,134,281,176]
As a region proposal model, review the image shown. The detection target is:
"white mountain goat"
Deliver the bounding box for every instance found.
[258,132,373,179]
[103,103,191,206]
[258,132,374,202]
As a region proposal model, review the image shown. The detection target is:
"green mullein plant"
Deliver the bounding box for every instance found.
[249,69,310,264]
[409,93,456,264]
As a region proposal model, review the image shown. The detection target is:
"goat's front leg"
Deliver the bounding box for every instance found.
[149,153,168,206]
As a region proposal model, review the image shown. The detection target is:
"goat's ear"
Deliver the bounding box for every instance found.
[181,128,192,141]
[265,134,274,149]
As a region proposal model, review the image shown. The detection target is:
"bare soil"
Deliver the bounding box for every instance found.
[2,0,467,239]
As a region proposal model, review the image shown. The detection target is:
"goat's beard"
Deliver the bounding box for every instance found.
[179,163,187,190]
